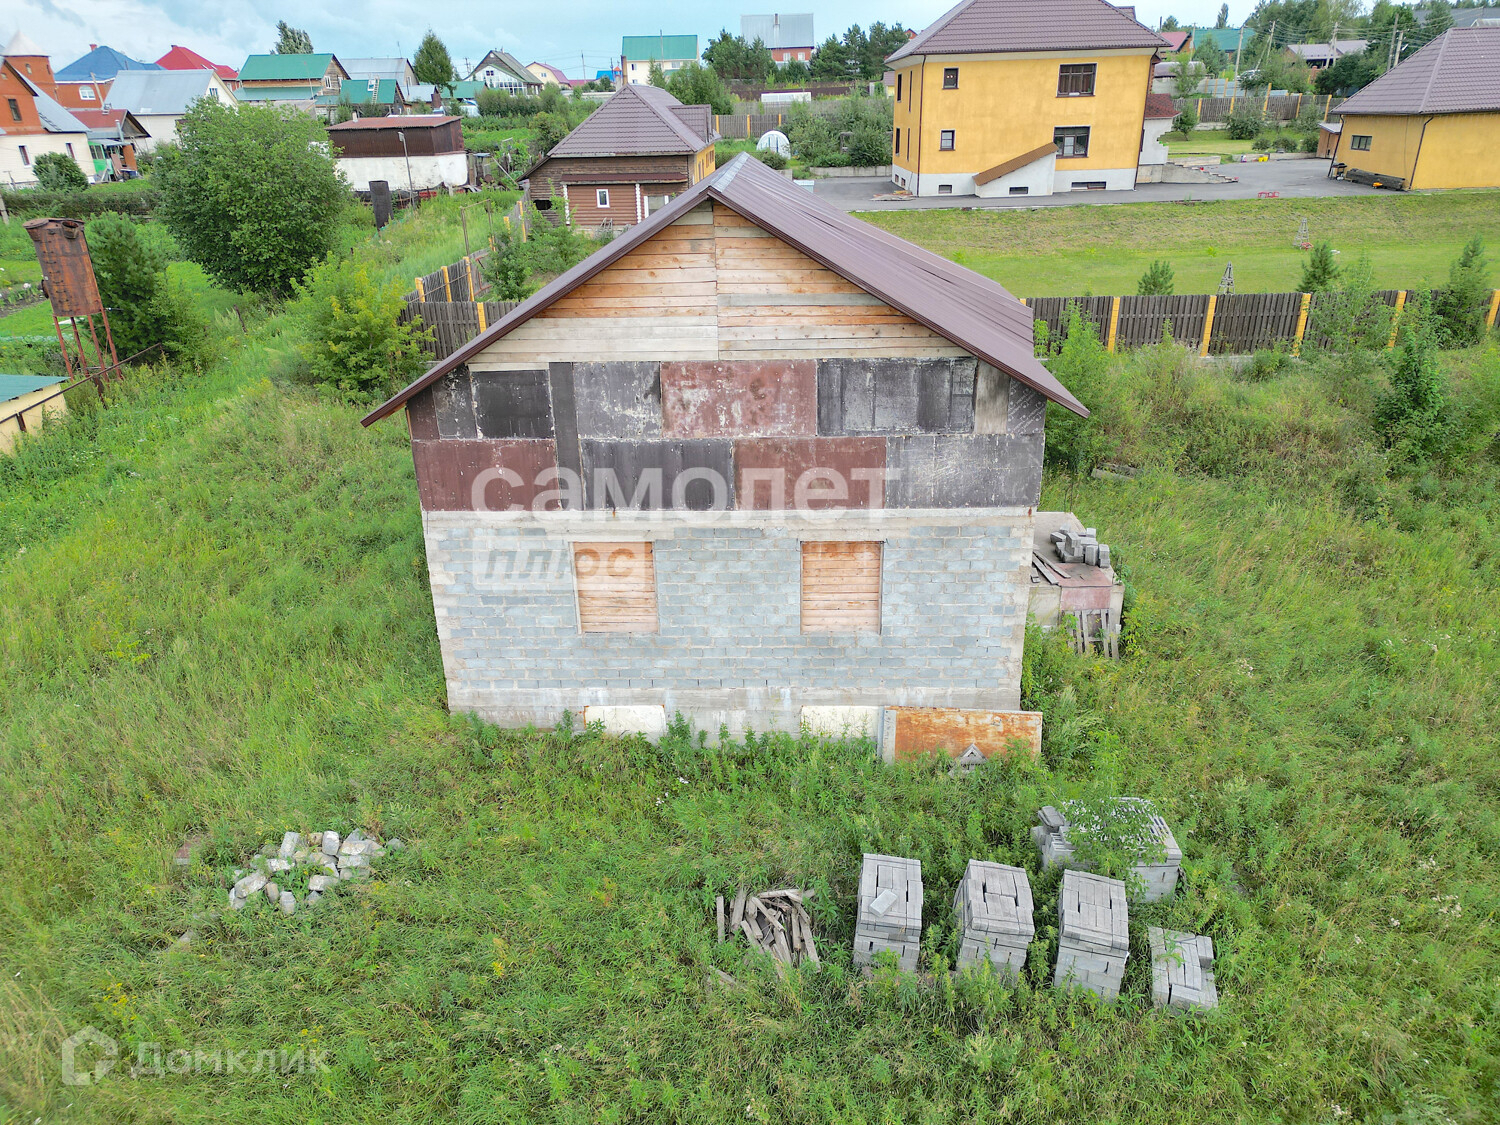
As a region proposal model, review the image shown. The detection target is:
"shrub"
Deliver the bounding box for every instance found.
[529,112,572,163]
[480,231,534,300]
[1433,236,1490,348]
[1300,132,1319,153]
[1171,106,1198,136]
[1376,298,1452,465]
[1298,241,1341,292]
[1308,252,1391,353]
[292,256,431,402]
[1251,133,1273,152]
[755,149,789,171]
[1224,108,1267,140]
[87,215,167,360]
[783,98,892,168]
[0,187,161,219]
[158,100,349,297]
[1137,260,1175,296]
[33,152,89,193]
[1042,304,1112,474]
[1243,344,1292,381]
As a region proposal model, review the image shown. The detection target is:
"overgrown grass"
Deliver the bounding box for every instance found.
[2,205,1499,1122]
[861,190,1500,296]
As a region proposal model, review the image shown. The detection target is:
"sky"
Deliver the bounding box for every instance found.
[9,1,1241,79]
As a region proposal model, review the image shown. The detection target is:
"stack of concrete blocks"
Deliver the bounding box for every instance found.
[1149,928,1218,1011]
[952,860,1034,975]
[1054,869,1130,1000]
[1052,526,1110,569]
[853,853,923,972]
[1032,802,1184,903]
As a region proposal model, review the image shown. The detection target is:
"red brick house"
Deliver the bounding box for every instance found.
[524,84,718,229]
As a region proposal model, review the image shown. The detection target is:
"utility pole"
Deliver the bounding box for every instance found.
[1234,26,1244,76]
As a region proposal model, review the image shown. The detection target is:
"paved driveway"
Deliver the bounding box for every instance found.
[816,158,1376,212]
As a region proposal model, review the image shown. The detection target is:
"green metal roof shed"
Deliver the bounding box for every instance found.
[620,35,699,61]
[239,53,338,82]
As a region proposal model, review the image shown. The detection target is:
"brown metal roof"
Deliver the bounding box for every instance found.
[974,142,1057,185]
[1336,27,1500,116]
[327,114,459,130]
[1143,91,1177,118]
[545,83,715,159]
[888,0,1166,61]
[362,153,1087,426]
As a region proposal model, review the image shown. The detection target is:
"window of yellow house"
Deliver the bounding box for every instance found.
[1054,126,1090,158]
[1058,63,1097,97]
[940,130,955,151]
[1350,135,1372,151]
[896,73,902,100]
[894,129,900,154]
[943,67,958,89]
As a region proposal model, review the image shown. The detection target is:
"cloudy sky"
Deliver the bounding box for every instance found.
[11,1,1236,78]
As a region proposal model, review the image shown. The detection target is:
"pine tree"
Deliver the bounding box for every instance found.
[1376,298,1451,463]
[87,214,166,359]
[412,31,456,88]
[1217,4,1230,28]
[1434,236,1490,346]
[273,21,313,54]
[1137,260,1175,296]
[1299,241,1341,292]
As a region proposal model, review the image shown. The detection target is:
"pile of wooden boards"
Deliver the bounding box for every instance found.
[717,886,820,968]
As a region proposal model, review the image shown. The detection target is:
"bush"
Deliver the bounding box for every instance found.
[1042,304,1112,474]
[1243,344,1292,381]
[1171,106,1198,136]
[480,231,534,300]
[529,112,572,163]
[1137,260,1174,296]
[1299,241,1341,293]
[158,99,351,298]
[754,149,788,171]
[1251,133,1273,152]
[1308,252,1391,353]
[1300,132,1319,153]
[1433,236,1490,348]
[33,152,89,193]
[783,98,892,168]
[1224,108,1267,140]
[87,214,167,360]
[292,256,431,402]
[1376,298,1452,465]
[0,187,161,219]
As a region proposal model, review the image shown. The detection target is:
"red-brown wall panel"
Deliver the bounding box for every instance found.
[661,360,817,439]
[411,439,561,511]
[733,436,887,510]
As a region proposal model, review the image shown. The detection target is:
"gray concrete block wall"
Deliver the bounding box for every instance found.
[423,508,1034,734]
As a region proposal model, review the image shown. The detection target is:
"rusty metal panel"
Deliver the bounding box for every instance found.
[733,437,887,509]
[24,218,105,318]
[885,433,1042,508]
[410,439,559,511]
[660,360,816,438]
[882,707,1042,763]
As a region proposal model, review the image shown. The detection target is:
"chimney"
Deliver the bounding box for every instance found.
[90,44,98,51]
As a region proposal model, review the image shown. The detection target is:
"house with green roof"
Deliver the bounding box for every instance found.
[337,78,407,110]
[621,35,698,85]
[1188,25,1254,57]
[237,53,349,109]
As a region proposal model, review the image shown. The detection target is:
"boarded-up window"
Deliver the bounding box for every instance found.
[801,542,881,633]
[574,542,658,633]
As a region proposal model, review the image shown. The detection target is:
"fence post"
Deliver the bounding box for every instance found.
[1199,294,1217,357]
[1262,89,1270,114]
[1324,94,1332,121]
[442,265,453,302]
[414,276,426,301]
[1387,290,1406,348]
[1106,296,1121,352]
[1228,94,1235,114]
[746,114,751,136]
[1292,292,1312,355]
[1487,288,1500,329]
[476,301,487,334]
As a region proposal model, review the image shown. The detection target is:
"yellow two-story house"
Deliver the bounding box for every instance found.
[888,0,1166,198]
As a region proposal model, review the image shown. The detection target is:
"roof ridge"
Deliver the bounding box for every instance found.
[1419,28,1452,112]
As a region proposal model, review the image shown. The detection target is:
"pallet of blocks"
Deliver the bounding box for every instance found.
[1149,927,1218,1011]
[953,860,1034,975]
[1054,869,1129,1000]
[1032,800,1183,903]
[853,853,922,972]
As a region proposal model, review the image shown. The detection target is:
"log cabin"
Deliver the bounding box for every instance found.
[523,83,717,229]
[363,153,1086,744]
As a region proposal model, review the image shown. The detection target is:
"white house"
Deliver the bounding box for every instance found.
[103,68,236,151]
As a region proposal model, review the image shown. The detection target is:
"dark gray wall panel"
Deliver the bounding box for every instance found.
[472,369,553,439]
[885,433,1043,508]
[548,362,582,505]
[818,358,977,435]
[1007,381,1048,435]
[573,362,663,440]
[432,367,477,439]
[581,439,735,511]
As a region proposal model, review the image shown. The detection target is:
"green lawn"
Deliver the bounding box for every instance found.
[2,190,1499,1123]
[860,190,1500,297]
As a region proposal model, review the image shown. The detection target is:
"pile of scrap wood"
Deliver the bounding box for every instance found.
[717,885,820,968]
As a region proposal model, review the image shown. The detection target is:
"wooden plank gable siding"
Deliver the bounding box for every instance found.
[470,201,966,369]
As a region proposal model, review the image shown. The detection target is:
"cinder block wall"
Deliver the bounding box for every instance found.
[423,508,1034,735]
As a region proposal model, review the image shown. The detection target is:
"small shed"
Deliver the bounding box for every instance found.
[1317,120,1341,158]
[1,375,69,454]
[326,114,466,192]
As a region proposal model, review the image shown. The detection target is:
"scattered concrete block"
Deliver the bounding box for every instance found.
[1149,928,1218,1011]
[278,890,296,915]
[321,832,340,857]
[1033,800,1183,903]
[1054,870,1129,1001]
[278,832,302,859]
[953,860,1033,975]
[854,853,922,972]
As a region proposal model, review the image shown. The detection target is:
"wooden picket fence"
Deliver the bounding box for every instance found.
[403,201,532,305]
[1174,92,1346,123]
[401,286,1500,363]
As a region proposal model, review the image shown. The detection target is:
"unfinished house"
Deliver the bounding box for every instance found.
[363,154,1086,743]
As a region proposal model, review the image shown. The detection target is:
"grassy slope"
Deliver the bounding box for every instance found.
[860,190,1500,297]
[2,206,1499,1122]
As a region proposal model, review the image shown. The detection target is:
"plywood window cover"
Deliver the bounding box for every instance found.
[801,541,881,634]
[573,541,658,633]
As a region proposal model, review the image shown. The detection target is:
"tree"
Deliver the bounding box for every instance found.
[293,256,430,402]
[778,58,811,84]
[1433,236,1491,346]
[647,60,667,88]
[1314,48,1384,95]
[1195,38,1228,76]
[810,34,852,79]
[87,214,208,365]
[32,151,88,192]
[158,99,349,298]
[1217,3,1231,27]
[1171,50,1202,97]
[665,62,734,114]
[703,31,773,82]
[1376,298,1452,463]
[412,30,455,88]
[1161,15,1182,29]
[1137,260,1175,295]
[481,230,534,300]
[1423,0,1454,37]
[1299,241,1341,292]
[529,112,572,163]
[273,20,312,54]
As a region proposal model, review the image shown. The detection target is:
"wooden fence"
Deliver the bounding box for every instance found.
[1172,92,1346,123]
[402,287,1500,363]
